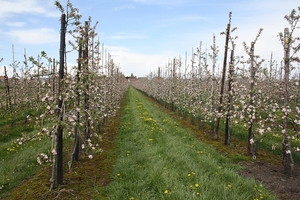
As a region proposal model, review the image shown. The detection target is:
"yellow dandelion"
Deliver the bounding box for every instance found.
[195,183,199,188]
[164,190,169,194]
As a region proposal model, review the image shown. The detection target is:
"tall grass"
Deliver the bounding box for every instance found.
[97,87,277,200]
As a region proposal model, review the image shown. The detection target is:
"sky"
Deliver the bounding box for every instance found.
[0,0,299,78]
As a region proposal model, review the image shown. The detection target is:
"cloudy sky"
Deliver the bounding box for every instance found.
[0,0,299,77]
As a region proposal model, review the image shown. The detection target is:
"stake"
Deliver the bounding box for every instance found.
[56,13,66,187]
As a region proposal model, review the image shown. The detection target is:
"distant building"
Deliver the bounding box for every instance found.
[127,77,138,82]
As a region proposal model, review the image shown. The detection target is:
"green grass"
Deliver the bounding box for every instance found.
[96,87,277,200]
[216,119,300,164]
[0,137,51,189]
[0,122,52,198]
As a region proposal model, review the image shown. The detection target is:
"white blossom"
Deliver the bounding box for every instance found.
[51,149,57,155]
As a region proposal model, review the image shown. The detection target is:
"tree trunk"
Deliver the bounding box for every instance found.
[171,58,175,112]
[52,58,56,99]
[55,13,66,187]
[248,42,255,155]
[210,34,216,136]
[215,20,231,138]
[74,40,82,162]
[282,27,294,174]
[4,66,11,111]
[84,21,91,141]
[224,45,235,145]
[297,69,300,103]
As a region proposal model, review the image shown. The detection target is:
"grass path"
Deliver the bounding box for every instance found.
[97,87,277,200]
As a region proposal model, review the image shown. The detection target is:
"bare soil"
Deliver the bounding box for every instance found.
[239,161,300,200]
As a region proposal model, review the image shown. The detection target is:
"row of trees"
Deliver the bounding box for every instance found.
[133,8,300,174]
[0,1,128,188]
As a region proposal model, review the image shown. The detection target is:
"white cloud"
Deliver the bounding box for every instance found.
[108,46,177,77]
[5,28,59,45]
[0,0,59,19]
[170,1,300,72]
[0,65,13,77]
[232,4,300,64]
[108,1,300,78]
[5,21,26,27]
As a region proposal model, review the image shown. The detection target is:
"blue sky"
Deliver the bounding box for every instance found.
[0,0,299,77]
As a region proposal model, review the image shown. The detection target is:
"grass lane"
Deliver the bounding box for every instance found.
[97,87,277,200]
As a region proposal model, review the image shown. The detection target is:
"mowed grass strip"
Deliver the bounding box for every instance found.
[97,87,277,200]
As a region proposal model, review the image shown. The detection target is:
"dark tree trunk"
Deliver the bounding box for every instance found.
[83,21,90,141]
[56,13,66,186]
[215,19,231,138]
[224,46,235,145]
[73,40,82,162]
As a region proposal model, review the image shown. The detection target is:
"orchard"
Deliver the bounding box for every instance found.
[0,1,300,199]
